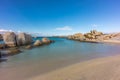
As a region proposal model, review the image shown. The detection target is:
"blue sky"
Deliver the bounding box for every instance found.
[0,0,120,35]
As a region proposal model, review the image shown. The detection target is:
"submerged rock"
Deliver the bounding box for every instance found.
[3,32,17,47]
[50,40,55,43]
[25,45,33,49]
[34,40,42,46]
[1,48,21,56]
[8,49,21,56]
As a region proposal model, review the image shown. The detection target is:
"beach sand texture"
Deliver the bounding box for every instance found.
[29,55,120,80]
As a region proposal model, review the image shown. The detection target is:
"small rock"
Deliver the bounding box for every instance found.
[42,38,51,44]
[34,40,42,46]
[7,48,21,56]
[25,45,32,49]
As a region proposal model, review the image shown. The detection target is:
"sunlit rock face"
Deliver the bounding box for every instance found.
[34,40,42,46]
[3,32,32,47]
[17,33,32,46]
[84,30,103,40]
[3,32,17,47]
[68,33,85,40]
[42,38,51,44]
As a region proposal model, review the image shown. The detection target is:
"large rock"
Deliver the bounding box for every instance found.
[42,38,51,44]
[34,40,42,46]
[17,33,32,46]
[3,32,17,47]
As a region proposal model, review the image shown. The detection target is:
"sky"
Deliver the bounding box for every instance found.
[0,0,120,36]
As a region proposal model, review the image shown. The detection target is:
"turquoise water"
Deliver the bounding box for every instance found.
[0,37,120,80]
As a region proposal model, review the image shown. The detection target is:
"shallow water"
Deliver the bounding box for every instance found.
[0,38,120,80]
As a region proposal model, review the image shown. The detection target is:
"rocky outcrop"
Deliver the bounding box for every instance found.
[67,30,120,43]
[42,38,51,44]
[34,40,42,46]
[3,32,32,47]
[0,32,55,58]
[68,33,85,41]
[67,30,104,42]
[84,30,103,40]
[17,33,32,46]
[3,32,17,47]
[68,30,103,41]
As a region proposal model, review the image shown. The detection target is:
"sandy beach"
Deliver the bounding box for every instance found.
[103,40,120,44]
[29,55,120,80]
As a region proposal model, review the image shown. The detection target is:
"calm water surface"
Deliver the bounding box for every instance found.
[0,37,120,80]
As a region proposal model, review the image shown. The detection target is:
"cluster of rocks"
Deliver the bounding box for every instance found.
[26,38,54,49]
[3,32,32,47]
[84,30,103,40]
[68,33,85,41]
[0,32,54,57]
[67,30,120,43]
[68,30,103,41]
[0,32,32,56]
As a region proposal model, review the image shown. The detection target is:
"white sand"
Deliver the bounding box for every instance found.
[29,55,120,80]
[103,40,120,44]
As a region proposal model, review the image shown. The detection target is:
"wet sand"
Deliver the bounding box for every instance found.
[29,55,120,80]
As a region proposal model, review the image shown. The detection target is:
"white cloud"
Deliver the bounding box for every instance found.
[0,29,13,33]
[55,26,72,31]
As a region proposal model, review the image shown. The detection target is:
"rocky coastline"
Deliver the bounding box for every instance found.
[1,30,120,60]
[0,32,54,59]
[67,30,120,44]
